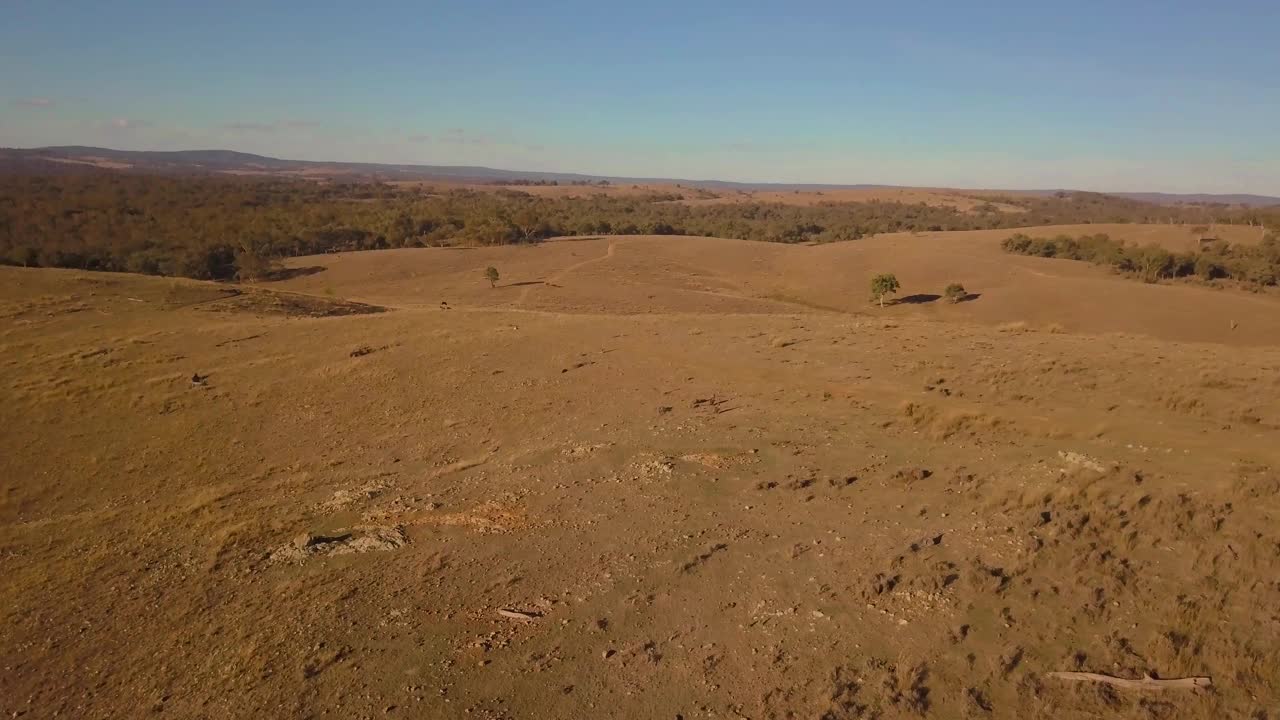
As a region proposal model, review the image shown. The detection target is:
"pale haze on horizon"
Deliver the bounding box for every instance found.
[2,0,1278,195]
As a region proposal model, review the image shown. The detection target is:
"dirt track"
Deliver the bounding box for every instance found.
[2,229,1278,718]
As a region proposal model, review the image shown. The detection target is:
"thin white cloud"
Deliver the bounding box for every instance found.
[222,121,276,132]
[440,128,491,146]
[221,120,321,133]
[13,97,55,108]
[719,141,809,153]
[107,117,151,130]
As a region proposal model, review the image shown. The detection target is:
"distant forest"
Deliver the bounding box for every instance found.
[1,174,1276,281]
[1002,232,1280,287]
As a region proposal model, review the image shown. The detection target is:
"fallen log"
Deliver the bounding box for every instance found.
[496,609,540,621]
[1047,672,1211,691]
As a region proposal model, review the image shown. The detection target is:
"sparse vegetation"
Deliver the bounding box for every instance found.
[1001,232,1280,287]
[870,273,901,307]
[943,283,968,303]
[484,266,500,288]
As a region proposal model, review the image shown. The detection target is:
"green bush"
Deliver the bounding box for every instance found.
[870,273,901,306]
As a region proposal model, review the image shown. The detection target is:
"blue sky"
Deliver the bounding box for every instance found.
[3,1,1278,194]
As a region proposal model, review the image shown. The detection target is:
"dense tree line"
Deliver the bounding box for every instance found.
[487,179,611,186]
[1002,232,1280,286]
[1,174,1275,281]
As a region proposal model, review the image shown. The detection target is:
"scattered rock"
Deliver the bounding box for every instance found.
[680,452,737,469]
[318,482,387,512]
[1058,451,1108,473]
[563,443,611,459]
[892,467,933,482]
[270,526,407,564]
[634,456,676,479]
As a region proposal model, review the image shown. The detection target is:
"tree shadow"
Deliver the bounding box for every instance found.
[896,293,941,305]
[955,292,982,303]
[265,265,326,281]
[504,281,545,288]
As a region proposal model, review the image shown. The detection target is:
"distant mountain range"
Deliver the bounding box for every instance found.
[1100,191,1280,207]
[3,145,1277,207]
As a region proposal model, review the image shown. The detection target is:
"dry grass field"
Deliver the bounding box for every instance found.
[3,226,1279,719]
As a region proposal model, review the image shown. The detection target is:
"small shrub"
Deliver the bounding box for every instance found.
[484,266,500,288]
[870,273,900,307]
[233,240,278,281]
[943,283,967,303]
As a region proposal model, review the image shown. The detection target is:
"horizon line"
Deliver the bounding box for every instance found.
[5,143,1280,202]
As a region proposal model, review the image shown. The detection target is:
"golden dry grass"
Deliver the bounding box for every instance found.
[3,231,1279,718]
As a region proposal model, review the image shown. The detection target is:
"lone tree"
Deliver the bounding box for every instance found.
[943,283,968,303]
[233,238,279,282]
[870,273,900,307]
[484,266,500,288]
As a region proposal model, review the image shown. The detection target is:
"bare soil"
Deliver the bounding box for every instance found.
[2,228,1278,719]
